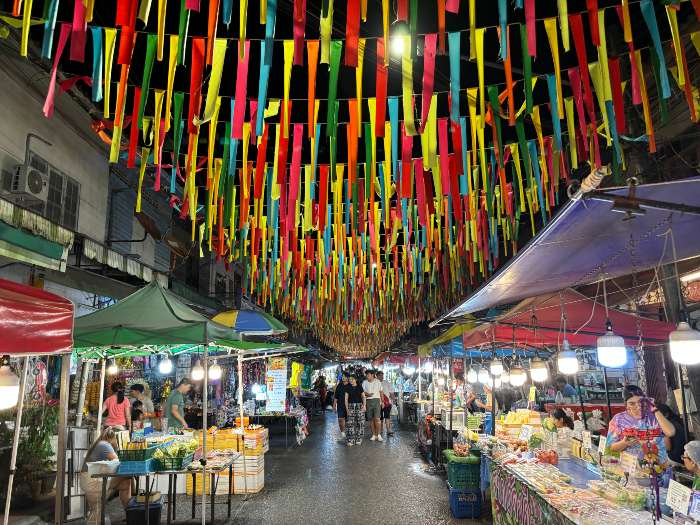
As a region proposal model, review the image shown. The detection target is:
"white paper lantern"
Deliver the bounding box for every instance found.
[477,368,490,384]
[0,365,20,410]
[208,362,222,380]
[557,340,579,375]
[529,359,549,383]
[669,321,700,365]
[158,356,173,374]
[509,367,527,387]
[466,367,478,383]
[191,361,205,381]
[490,359,504,376]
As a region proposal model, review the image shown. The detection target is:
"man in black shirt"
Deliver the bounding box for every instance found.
[333,373,350,438]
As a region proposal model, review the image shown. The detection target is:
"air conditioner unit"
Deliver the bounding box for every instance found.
[11,151,49,203]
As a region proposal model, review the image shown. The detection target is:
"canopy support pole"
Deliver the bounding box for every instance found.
[237,353,248,498]
[3,356,30,525]
[417,357,422,401]
[54,354,70,525]
[75,360,92,427]
[448,357,453,450]
[201,346,208,525]
[603,367,612,424]
[96,359,106,431]
[678,364,690,444]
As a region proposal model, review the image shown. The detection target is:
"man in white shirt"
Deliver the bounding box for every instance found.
[362,370,384,442]
[377,371,396,437]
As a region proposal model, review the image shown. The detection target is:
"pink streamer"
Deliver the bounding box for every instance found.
[43,23,72,118]
[438,118,450,196]
[70,0,87,62]
[293,0,307,66]
[286,124,304,236]
[446,0,459,13]
[420,34,437,134]
[525,0,536,57]
[232,40,251,139]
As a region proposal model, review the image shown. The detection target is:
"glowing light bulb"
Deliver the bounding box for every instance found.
[191,361,204,381]
[158,357,173,375]
[209,362,222,381]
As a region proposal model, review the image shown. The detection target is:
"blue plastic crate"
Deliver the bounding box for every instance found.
[117,458,155,475]
[448,483,482,519]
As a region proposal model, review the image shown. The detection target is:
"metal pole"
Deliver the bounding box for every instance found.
[201,347,208,525]
[678,364,690,443]
[449,357,453,450]
[417,357,422,402]
[54,354,71,525]
[75,360,92,427]
[574,373,588,430]
[237,354,248,497]
[602,367,613,424]
[3,356,30,525]
[96,359,106,431]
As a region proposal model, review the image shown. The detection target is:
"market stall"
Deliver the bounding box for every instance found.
[0,278,74,525]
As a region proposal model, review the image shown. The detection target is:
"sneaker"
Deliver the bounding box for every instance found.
[387,431,395,436]
[347,442,354,447]
[370,435,377,441]
[377,435,384,442]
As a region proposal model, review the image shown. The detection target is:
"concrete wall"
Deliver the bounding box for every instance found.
[0,49,110,242]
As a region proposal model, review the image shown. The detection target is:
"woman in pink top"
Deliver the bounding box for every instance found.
[102,382,131,430]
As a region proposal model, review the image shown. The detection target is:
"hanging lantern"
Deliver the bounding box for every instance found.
[490,359,504,377]
[209,361,222,381]
[437,376,446,387]
[158,356,173,375]
[402,360,416,375]
[557,340,579,375]
[191,361,205,381]
[596,321,628,368]
[669,321,700,365]
[390,20,409,57]
[529,359,549,383]
[0,359,20,410]
[477,368,490,384]
[509,367,527,387]
[500,370,510,385]
[422,361,433,373]
[106,359,119,376]
[466,367,478,383]
[494,376,502,389]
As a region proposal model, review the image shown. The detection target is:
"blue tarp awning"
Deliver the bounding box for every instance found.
[431,337,545,359]
[434,178,700,321]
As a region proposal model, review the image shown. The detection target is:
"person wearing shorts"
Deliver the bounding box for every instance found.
[362,370,384,442]
[377,371,395,436]
[334,373,350,438]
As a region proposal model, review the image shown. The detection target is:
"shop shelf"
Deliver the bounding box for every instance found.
[447,484,482,519]
[153,453,195,472]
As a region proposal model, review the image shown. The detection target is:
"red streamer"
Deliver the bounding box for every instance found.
[127,87,141,168]
[187,38,205,134]
[420,33,437,134]
[70,0,87,62]
[375,38,388,136]
[525,0,536,57]
[608,57,626,134]
[586,0,600,47]
[293,0,306,66]
[345,0,360,67]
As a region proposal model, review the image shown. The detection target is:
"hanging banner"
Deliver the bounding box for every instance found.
[265,357,288,412]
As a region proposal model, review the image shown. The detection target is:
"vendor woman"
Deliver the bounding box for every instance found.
[606,385,674,480]
[682,441,700,489]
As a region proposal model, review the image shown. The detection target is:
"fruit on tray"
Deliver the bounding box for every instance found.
[123,441,148,450]
[528,432,544,449]
[153,439,199,459]
[542,417,557,433]
[535,449,559,465]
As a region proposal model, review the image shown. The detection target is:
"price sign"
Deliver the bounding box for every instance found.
[597,435,607,456]
[518,425,533,442]
[582,431,592,450]
[619,451,638,475]
[528,386,537,402]
[666,479,692,515]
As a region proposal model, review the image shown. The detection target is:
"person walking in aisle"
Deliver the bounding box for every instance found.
[334,373,350,438]
[363,369,384,442]
[377,371,396,437]
[344,375,366,446]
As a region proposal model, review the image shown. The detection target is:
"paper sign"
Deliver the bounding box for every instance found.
[666,479,692,515]
[528,386,536,402]
[688,492,700,519]
[582,431,592,450]
[518,425,533,441]
[265,357,288,412]
[597,435,607,456]
[620,451,638,474]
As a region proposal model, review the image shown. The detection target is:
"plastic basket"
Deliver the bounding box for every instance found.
[116,459,155,475]
[448,484,482,519]
[447,461,481,489]
[153,453,194,472]
[466,415,482,430]
[117,445,161,462]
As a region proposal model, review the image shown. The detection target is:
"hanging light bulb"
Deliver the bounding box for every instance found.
[0,359,20,410]
[422,361,433,374]
[490,359,504,377]
[389,20,409,57]
[557,340,579,375]
[437,376,446,387]
[191,360,205,381]
[669,321,700,365]
[106,359,119,376]
[402,361,416,376]
[500,370,510,385]
[209,361,222,381]
[158,356,173,375]
[494,376,502,389]
[597,321,628,368]
[466,367,478,383]
[529,359,549,383]
[477,368,490,384]
[509,367,527,387]
[251,383,262,395]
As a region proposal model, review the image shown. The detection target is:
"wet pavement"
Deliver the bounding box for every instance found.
[104,412,490,524]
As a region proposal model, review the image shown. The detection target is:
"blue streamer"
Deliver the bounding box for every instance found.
[459,116,468,196]
[90,27,103,102]
[448,32,461,122]
[222,0,233,26]
[41,0,60,59]
[388,97,399,181]
[264,0,277,66]
[498,0,507,60]
[546,74,562,152]
[256,41,272,135]
[640,0,671,99]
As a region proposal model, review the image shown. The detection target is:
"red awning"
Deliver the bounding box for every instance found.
[462,289,673,349]
[0,278,73,355]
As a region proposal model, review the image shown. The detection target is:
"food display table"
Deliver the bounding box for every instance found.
[92,452,240,525]
[486,455,654,525]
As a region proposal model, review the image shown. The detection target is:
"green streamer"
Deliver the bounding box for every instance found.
[137,34,158,130]
[519,24,533,115]
[515,117,532,187]
[326,40,343,137]
[177,0,189,66]
[487,85,503,167]
[364,121,372,197]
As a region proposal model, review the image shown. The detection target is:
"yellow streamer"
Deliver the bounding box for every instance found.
[475,28,486,129]
[103,28,117,119]
[382,0,389,64]
[138,0,152,24]
[260,0,266,24]
[86,0,95,22]
[356,38,365,137]
[367,98,378,188]
[589,62,612,146]
[361,0,367,21]
[596,10,612,102]
[666,6,684,87]
[194,38,227,126]
[153,89,165,160]
[544,18,564,117]
[564,97,578,169]
[510,143,525,212]
[264,99,281,118]
[156,0,167,61]
[20,0,33,56]
[164,35,178,132]
[320,0,334,64]
[468,0,476,60]
[557,0,569,52]
[401,36,417,136]
[136,147,150,212]
[692,32,700,57]
[304,164,312,232]
[283,40,294,138]
[531,106,548,187]
[239,0,248,58]
[466,88,478,189]
[207,97,222,184]
[621,0,632,43]
[242,122,251,200]
[272,123,281,200]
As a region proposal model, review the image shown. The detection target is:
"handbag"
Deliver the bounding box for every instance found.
[381,394,391,409]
